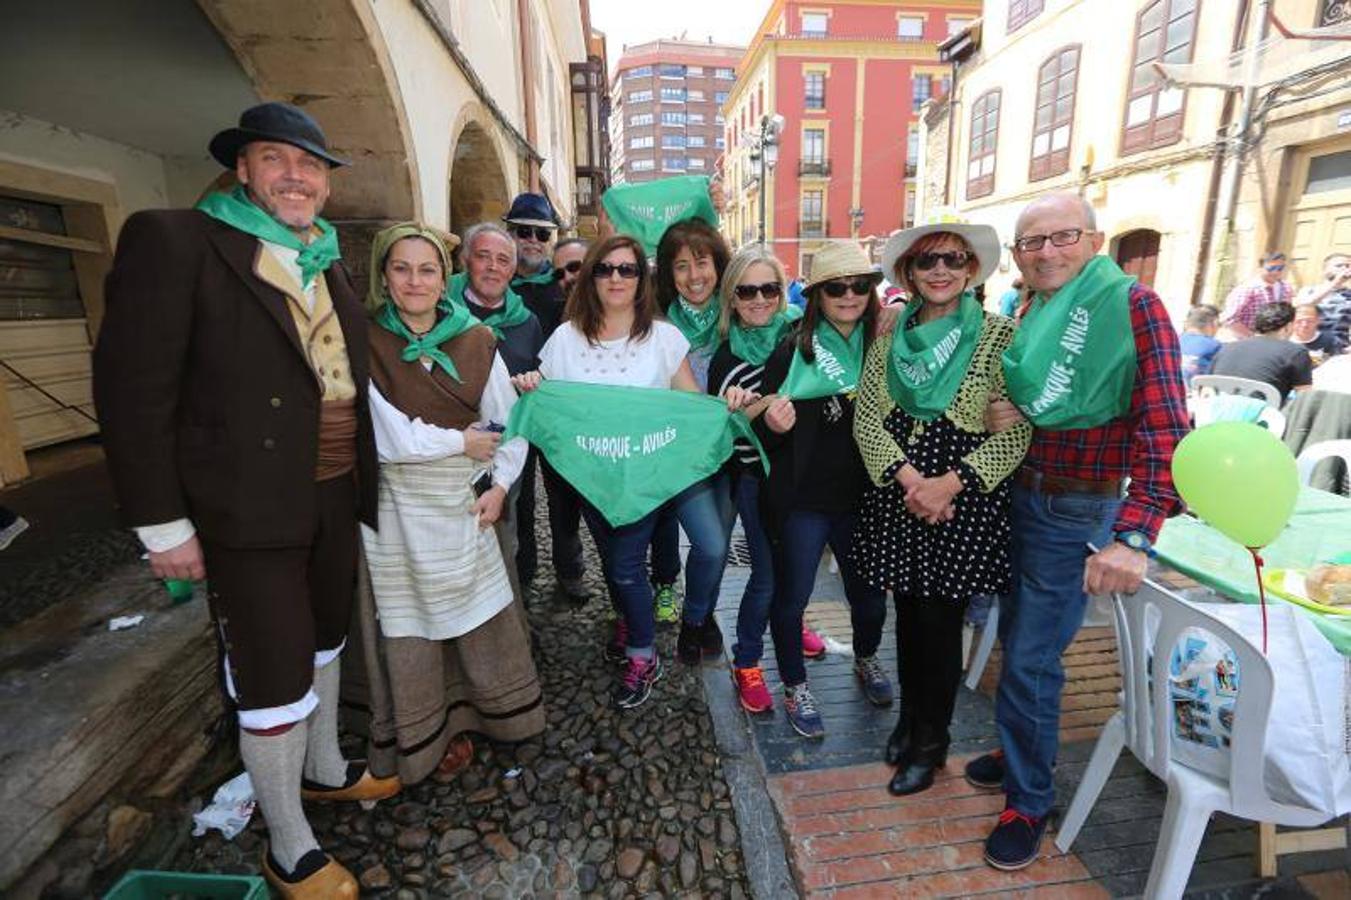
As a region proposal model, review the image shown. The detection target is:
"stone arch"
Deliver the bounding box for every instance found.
[197,0,420,221]
[447,103,513,243]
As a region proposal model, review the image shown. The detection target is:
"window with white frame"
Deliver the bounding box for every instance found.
[662,133,687,149]
[687,135,706,148]
[631,158,655,171]
[629,113,653,127]
[629,136,654,150]
[629,90,652,103]
[898,16,924,39]
[715,67,735,79]
[801,12,828,36]
[661,111,686,126]
[662,157,688,170]
[948,17,974,36]
[660,86,685,103]
[626,66,652,78]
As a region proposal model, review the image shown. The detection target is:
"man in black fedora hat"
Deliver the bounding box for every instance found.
[94,101,396,898]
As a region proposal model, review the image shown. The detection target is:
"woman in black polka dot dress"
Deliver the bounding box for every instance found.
[853,218,1031,796]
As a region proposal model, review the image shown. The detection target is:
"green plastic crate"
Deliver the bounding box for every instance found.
[104,869,267,900]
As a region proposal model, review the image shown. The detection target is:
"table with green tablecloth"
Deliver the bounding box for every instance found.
[1154,486,1351,654]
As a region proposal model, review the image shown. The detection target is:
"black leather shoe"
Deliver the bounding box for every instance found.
[888,761,938,796]
[884,718,912,767]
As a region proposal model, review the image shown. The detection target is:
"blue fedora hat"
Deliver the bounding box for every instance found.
[503,192,558,229]
[209,102,348,169]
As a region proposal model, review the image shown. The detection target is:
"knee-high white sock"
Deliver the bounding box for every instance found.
[303,658,349,787]
[239,723,319,873]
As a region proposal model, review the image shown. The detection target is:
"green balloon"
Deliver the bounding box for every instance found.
[1172,421,1298,548]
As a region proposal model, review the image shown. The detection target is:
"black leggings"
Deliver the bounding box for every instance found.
[894,594,969,757]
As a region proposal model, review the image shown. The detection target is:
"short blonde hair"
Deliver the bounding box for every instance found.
[717,245,789,339]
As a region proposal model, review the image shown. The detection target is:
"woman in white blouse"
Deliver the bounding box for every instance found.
[356,223,543,786]
[513,233,752,711]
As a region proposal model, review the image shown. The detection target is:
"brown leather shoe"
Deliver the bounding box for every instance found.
[435,734,474,780]
[300,761,401,803]
[261,848,357,899]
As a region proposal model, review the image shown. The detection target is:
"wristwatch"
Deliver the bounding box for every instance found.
[1114,530,1155,556]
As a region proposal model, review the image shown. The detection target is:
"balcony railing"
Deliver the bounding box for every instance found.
[905,161,918,177]
[799,219,827,238]
[798,159,831,177]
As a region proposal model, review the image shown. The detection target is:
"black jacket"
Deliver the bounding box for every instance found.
[512,274,565,339]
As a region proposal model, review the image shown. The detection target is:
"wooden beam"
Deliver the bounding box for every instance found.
[0,378,30,487]
[0,225,104,255]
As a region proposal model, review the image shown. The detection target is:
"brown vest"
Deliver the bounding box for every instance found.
[368,323,498,429]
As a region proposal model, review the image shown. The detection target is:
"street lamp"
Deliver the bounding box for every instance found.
[754,114,784,247]
[848,206,865,237]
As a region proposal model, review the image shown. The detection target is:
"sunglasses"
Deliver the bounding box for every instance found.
[912,251,971,271]
[551,260,583,280]
[819,277,877,298]
[1265,264,1286,272]
[733,281,783,300]
[592,261,643,280]
[512,225,554,242]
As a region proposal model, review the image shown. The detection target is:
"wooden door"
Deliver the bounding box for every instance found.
[1116,228,1161,287]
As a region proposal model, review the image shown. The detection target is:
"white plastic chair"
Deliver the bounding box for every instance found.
[1055,579,1333,899]
[964,593,1111,690]
[1190,394,1286,437]
[1295,439,1351,488]
[1191,374,1282,409]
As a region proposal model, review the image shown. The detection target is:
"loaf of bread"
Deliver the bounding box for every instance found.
[1305,564,1351,606]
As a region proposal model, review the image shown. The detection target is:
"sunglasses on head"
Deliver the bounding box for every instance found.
[512,225,554,242]
[551,260,583,280]
[593,261,642,279]
[912,250,971,271]
[733,281,783,300]
[819,277,877,299]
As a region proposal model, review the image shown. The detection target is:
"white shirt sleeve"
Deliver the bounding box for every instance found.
[482,353,527,489]
[661,323,692,382]
[369,381,466,463]
[537,326,567,380]
[136,518,196,553]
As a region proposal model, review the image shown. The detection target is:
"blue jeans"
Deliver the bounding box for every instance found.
[770,510,886,687]
[649,505,681,586]
[581,476,731,654]
[730,474,774,668]
[995,482,1120,818]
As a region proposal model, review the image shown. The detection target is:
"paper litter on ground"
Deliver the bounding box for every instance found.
[192,772,255,839]
[109,615,145,631]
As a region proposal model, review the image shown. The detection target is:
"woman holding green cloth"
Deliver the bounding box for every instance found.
[354,222,543,786]
[754,241,893,740]
[853,218,1031,796]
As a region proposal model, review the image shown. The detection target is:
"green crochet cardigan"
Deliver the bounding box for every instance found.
[853,311,1032,493]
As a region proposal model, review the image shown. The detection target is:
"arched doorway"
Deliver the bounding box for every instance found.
[448,117,511,243]
[1115,228,1162,287]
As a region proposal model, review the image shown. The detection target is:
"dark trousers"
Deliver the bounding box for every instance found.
[770,509,885,687]
[514,448,539,584]
[648,503,681,585]
[540,455,585,582]
[894,594,969,762]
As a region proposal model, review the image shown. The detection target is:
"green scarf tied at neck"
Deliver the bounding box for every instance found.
[196,185,340,289]
[780,319,866,400]
[512,265,556,287]
[728,305,802,366]
[448,271,532,339]
[886,293,984,421]
[366,221,479,381]
[1002,255,1137,429]
[667,296,722,352]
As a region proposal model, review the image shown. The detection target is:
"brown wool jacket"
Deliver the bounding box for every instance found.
[93,209,377,548]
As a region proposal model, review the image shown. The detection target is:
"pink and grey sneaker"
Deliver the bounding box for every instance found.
[732,666,774,713]
[801,626,827,659]
[613,654,663,709]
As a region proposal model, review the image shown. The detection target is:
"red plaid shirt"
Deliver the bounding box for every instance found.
[1024,282,1190,543]
[1220,278,1293,331]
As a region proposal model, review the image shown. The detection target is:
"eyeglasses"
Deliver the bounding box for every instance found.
[512,225,555,242]
[733,281,783,300]
[912,250,971,271]
[551,260,583,280]
[819,277,877,298]
[592,261,642,280]
[1012,228,1088,253]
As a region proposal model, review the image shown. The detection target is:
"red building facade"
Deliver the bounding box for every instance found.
[724,1,979,279]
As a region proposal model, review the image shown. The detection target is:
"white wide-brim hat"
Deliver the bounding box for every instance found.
[880,208,1001,289]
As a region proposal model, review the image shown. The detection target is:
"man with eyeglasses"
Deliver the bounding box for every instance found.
[971,193,1189,872]
[1219,251,1294,340]
[504,192,567,339]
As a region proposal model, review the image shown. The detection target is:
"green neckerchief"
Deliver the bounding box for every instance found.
[1002,255,1137,429]
[449,271,532,339]
[728,306,803,366]
[503,380,766,527]
[512,264,555,288]
[196,185,340,289]
[668,296,721,352]
[781,318,865,400]
[374,300,479,382]
[886,293,984,421]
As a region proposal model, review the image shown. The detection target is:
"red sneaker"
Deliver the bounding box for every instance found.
[732,666,774,713]
[802,626,826,659]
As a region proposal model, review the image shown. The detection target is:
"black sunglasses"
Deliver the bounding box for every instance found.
[551,260,583,280]
[912,250,971,271]
[512,225,554,242]
[819,277,877,298]
[593,261,643,280]
[733,281,783,300]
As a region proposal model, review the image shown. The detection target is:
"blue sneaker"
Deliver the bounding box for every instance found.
[854,655,894,707]
[783,684,825,739]
[984,807,1048,871]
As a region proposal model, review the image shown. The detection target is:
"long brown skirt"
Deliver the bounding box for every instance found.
[341,523,545,785]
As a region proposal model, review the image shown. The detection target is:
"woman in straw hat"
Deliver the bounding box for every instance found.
[351,222,544,787]
[853,214,1031,795]
[754,241,893,739]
